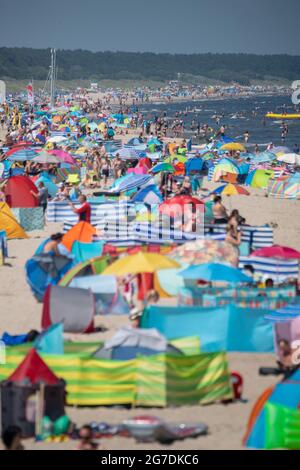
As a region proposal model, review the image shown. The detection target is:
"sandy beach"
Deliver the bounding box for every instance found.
[1,181,297,450]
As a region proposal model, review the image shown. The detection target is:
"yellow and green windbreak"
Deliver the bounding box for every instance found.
[0,342,233,407]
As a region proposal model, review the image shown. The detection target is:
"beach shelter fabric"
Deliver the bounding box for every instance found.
[244,369,300,449]
[93,327,182,360]
[102,252,179,276]
[7,348,59,385]
[25,253,73,302]
[42,285,95,333]
[264,303,300,323]
[0,347,233,407]
[62,221,97,251]
[35,175,58,198]
[267,176,300,199]
[0,202,28,239]
[141,304,274,353]
[34,323,64,355]
[4,176,39,208]
[212,158,240,182]
[245,169,274,188]
[263,403,300,449]
[71,240,104,263]
[185,157,203,175]
[68,274,122,315]
[132,185,163,204]
[12,207,44,231]
[59,256,110,286]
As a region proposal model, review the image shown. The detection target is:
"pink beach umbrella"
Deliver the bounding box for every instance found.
[48,150,76,164]
[251,245,300,259]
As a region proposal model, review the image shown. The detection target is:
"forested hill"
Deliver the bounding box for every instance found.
[0,48,299,85]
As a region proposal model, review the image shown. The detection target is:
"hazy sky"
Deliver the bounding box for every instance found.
[1,0,300,54]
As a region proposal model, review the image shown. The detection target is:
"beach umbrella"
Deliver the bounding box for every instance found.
[159,195,204,217]
[48,150,76,164]
[170,239,239,266]
[102,252,179,276]
[179,262,252,284]
[220,142,246,152]
[32,152,61,164]
[251,245,300,259]
[277,153,300,165]
[212,183,250,196]
[151,162,174,174]
[127,137,143,146]
[5,143,34,157]
[8,149,37,161]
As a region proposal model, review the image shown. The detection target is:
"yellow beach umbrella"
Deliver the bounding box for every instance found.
[102,252,180,276]
[220,142,246,152]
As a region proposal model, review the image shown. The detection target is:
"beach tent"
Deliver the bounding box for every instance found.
[244,369,300,449]
[62,221,97,251]
[93,327,182,360]
[34,323,64,355]
[59,256,110,286]
[0,202,28,239]
[132,185,163,204]
[68,273,124,313]
[185,157,203,175]
[245,169,274,188]
[25,253,73,302]
[42,285,95,333]
[212,158,240,182]
[0,348,65,437]
[4,176,39,208]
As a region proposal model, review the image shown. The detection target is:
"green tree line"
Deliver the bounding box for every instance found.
[0,47,299,84]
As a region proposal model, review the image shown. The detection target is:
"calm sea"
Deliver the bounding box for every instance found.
[141,94,300,148]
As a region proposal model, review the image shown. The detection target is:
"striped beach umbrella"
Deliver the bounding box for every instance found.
[212,183,250,196]
[8,148,37,161]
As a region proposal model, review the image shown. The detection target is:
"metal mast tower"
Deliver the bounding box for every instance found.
[50,48,57,108]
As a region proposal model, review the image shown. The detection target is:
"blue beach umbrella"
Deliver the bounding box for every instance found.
[179,262,252,284]
[8,149,37,161]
